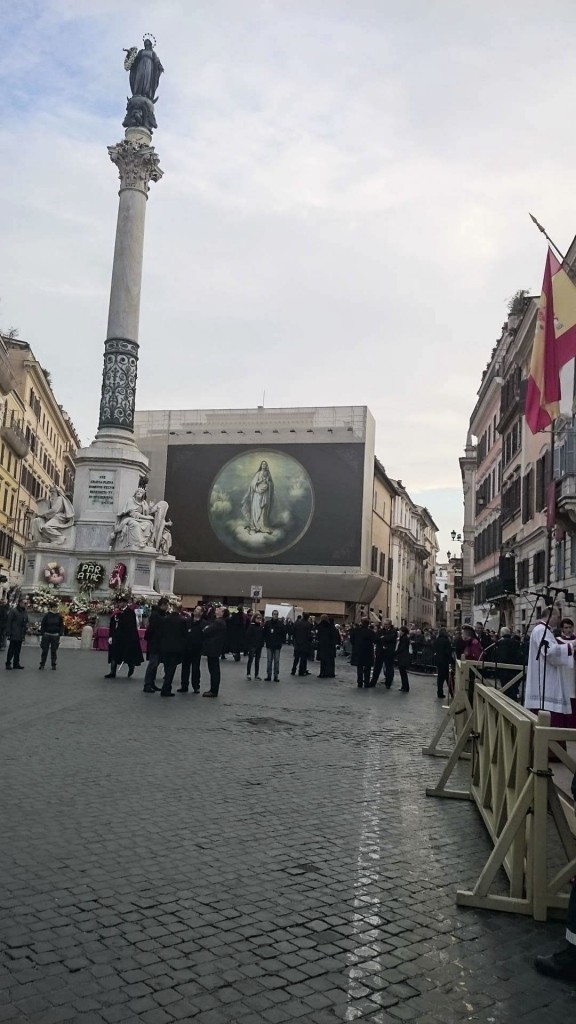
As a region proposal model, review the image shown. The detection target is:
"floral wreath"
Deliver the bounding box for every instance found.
[44,561,65,585]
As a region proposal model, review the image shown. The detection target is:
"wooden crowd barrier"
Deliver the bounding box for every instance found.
[427,681,576,921]
[423,660,525,800]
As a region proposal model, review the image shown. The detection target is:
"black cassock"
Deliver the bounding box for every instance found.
[109,608,143,667]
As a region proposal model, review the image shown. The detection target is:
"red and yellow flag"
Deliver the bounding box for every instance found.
[525,249,576,433]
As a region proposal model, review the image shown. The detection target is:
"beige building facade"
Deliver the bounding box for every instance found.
[0,337,80,590]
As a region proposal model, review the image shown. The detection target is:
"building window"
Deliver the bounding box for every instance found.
[522,469,535,524]
[388,557,394,582]
[556,539,566,582]
[371,545,378,573]
[9,494,14,518]
[379,552,386,578]
[533,550,546,584]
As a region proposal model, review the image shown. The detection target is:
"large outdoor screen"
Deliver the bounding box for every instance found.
[165,443,365,566]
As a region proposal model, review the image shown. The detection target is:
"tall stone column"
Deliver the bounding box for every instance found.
[97,126,163,443]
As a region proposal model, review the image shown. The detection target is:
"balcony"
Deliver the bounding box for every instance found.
[1,416,29,459]
[556,475,576,529]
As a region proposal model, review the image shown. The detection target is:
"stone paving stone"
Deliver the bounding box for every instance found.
[1,649,575,1023]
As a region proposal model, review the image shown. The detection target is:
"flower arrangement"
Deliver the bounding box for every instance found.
[63,614,84,638]
[44,562,65,585]
[30,585,58,613]
[109,562,127,589]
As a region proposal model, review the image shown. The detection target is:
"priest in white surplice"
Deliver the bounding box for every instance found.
[524,606,575,717]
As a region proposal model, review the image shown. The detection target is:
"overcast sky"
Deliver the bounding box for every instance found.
[2,0,576,560]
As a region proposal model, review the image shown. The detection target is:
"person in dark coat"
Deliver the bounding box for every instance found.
[317,615,338,678]
[227,606,246,662]
[246,613,264,680]
[351,618,374,688]
[433,627,453,699]
[370,620,398,688]
[39,600,64,670]
[396,626,411,692]
[143,597,169,692]
[105,597,143,678]
[291,613,314,676]
[159,609,189,697]
[202,607,227,697]
[494,626,523,701]
[263,610,284,681]
[5,600,28,670]
[0,599,8,651]
[178,605,204,693]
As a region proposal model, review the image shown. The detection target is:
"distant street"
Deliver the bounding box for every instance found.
[0,648,573,1024]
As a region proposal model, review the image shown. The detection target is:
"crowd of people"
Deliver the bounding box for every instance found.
[104,602,344,698]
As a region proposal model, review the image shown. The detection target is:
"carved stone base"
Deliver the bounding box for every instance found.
[24,544,176,602]
[23,437,178,601]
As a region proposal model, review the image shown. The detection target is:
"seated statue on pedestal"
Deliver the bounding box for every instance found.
[110,489,173,553]
[31,486,75,545]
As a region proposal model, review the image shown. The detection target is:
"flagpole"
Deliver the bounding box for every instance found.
[529,213,566,263]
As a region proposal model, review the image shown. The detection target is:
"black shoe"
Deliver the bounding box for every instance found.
[535,945,576,981]
[290,670,296,676]
[160,691,174,698]
[39,664,45,670]
[143,686,157,693]
[192,687,200,693]
[202,691,218,698]
[264,676,272,681]
[14,665,24,669]
[177,687,189,693]
[437,692,445,699]
[51,665,56,670]
[400,687,409,692]
[104,673,116,679]
[357,683,363,688]
[255,675,262,680]
[5,664,11,670]
[127,668,134,678]
[273,677,279,682]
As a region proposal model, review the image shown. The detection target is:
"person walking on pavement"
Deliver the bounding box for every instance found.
[370,619,398,688]
[159,608,189,697]
[246,613,264,680]
[202,606,227,697]
[105,597,143,679]
[433,627,453,699]
[263,609,284,681]
[5,599,28,670]
[351,617,374,688]
[178,605,204,693]
[143,596,169,692]
[39,600,64,670]
[291,613,314,677]
[397,626,411,692]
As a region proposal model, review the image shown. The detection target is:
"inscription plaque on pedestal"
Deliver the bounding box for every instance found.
[88,470,116,510]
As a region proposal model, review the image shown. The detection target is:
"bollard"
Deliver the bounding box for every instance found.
[80,625,94,650]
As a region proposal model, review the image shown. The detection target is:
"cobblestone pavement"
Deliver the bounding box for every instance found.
[1,647,575,1024]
